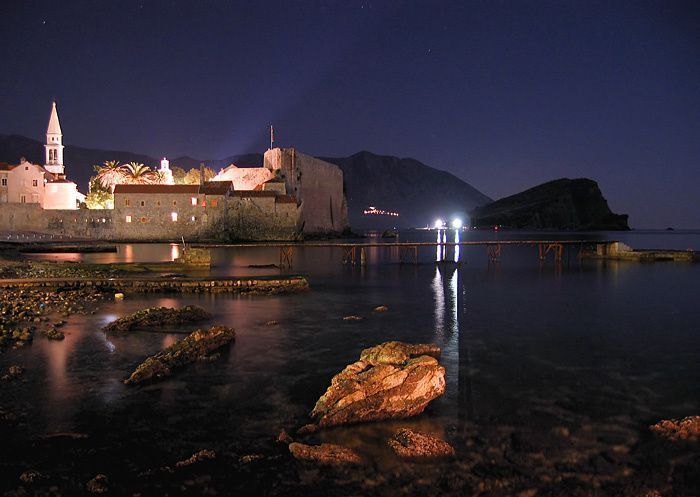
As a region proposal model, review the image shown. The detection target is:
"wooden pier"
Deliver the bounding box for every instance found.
[194,239,614,269]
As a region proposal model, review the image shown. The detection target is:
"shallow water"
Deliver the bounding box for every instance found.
[2,230,700,495]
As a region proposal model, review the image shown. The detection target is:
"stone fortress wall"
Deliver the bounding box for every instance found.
[0,192,298,241]
[0,148,347,241]
[264,148,349,234]
[0,203,114,239]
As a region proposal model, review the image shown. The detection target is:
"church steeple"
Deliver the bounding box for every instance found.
[45,101,65,175]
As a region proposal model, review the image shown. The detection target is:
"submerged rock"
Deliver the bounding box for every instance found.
[388,428,455,458]
[103,305,212,333]
[1,365,24,381]
[124,325,235,385]
[175,449,216,467]
[342,315,363,321]
[86,474,108,494]
[310,341,445,427]
[288,442,364,466]
[42,327,65,340]
[650,416,700,442]
[19,470,45,484]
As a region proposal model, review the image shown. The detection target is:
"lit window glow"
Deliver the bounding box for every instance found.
[125,215,132,223]
[191,197,198,206]
[171,212,178,222]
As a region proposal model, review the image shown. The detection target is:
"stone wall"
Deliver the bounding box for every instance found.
[0,203,113,238]
[111,191,298,241]
[264,148,349,234]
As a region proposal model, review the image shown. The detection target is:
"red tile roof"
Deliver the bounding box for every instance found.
[114,184,200,194]
[199,181,233,195]
[230,190,277,198]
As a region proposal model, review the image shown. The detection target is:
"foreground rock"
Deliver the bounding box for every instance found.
[650,416,700,442]
[0,287,105,349]
[1,365,24,381]
[288,442,364,466]
[86,474,109,494]
[103,305,212,333]
[388,428,455,458]
[310,341,445,427]
[124,326,235,385]
[175,449,216,467]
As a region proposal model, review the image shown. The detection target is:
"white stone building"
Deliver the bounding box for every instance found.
[0,102,82,209]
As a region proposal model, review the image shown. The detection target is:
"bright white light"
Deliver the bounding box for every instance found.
[451,218,463,229]
[434,219,444,229]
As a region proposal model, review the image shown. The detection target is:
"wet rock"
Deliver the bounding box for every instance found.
[276,429,293,444]
[239,454,266,464]
[650,416,700,442]
[42,327,65,340]
[297,423,319,435]
[175,449,216,467]
[311,341,445,427]
[124,325,235,385]
[342,315,363,321]
[374,305,389,312]
[103,305,212,333]
[86,474,109,494]
[288,442,364,466]
[19,469,45,483]
[388,428,455,458]
[1,365,23,381]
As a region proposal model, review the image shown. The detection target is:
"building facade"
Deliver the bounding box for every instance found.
[0,102,81,210]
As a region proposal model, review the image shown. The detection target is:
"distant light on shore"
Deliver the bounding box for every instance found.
[451,218,463,229]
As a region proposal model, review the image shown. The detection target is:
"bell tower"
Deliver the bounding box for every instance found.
[44,101,65,175]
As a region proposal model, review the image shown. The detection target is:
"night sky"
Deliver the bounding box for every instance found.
[1,1,698,228]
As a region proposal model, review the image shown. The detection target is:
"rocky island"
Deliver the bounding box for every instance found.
[470,178,629,230]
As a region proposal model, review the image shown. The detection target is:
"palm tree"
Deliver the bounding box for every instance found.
[122,162,155,184]
[93,160,125,191]
[152,170,168,184]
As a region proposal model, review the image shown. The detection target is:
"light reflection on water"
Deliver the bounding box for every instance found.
[3,230,700,488]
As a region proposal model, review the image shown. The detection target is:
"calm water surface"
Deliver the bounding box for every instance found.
[3,230,699,495]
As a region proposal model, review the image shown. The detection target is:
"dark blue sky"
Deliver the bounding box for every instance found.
[1,0,698,228]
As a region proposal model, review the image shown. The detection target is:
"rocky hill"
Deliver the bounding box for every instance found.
[470,178,629,230]
[322,151,491,229]
[0,135,491,229]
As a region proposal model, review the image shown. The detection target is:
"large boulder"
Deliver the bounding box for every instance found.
[103,306,211,333]
[310,341,445,427]
[124,325,235,385]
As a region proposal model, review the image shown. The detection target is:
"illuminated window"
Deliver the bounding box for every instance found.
[125,199,130,206]
[140,217,146,223]
[191,197,198,206]
[32,180,38,187]
[171,212,178,222]
[211,199,218,207]
[191,216,197,222]
[125,215,132,223]
[140,200,145,207]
